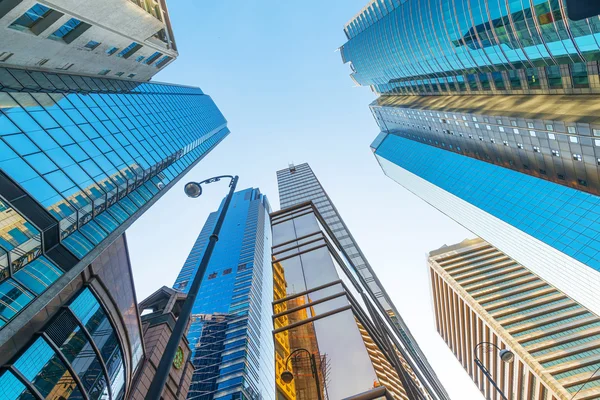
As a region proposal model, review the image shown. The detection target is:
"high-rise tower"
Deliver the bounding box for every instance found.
[430,238,600,399]
[0,0,178,80]
[0,66,228,398]
[174,188,275,400]
[277,163,450,400]
[342,0,600,318]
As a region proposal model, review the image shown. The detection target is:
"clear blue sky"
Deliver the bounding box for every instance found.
[127,1,483,399]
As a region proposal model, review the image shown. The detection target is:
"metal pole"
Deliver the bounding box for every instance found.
[310,353,324,400]
[473,342,509,400]
[146,175,238,400]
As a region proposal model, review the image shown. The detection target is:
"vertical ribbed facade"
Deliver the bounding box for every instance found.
[276,163,449,400]
[173,188,275,400]
[430,238,600,399]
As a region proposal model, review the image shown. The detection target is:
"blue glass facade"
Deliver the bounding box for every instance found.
[174,188,275,400]
[374,133,600,270]
[0,287,128,399]
[0,66,229,331]
[341,0,600,95]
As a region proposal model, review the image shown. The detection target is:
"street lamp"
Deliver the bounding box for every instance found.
[474,342,514,400]
[281,348,323,400]
[145,175,238,400]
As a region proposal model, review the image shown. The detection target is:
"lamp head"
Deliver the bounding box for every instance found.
[184,182,202,198]
[280,370,294,384]
[499,349,514,363]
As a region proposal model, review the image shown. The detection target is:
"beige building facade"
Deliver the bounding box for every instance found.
[429,238,600,400]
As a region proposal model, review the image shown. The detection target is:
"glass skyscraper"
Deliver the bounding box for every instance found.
[0,65,228,399]
[174,188,275,400]
[341,1,600,321]
[277,163,450,400]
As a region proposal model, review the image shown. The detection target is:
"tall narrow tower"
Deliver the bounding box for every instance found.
[174,188,275,400]
[277,162,450,400]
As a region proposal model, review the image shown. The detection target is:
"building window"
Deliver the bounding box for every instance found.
[517,143,524,149]
[546,65,563,89]
[545,124,554,131]
[539,169,547,175]
[499,126,505,132]
[578,179,588,186]
[569,136,578,143]
[557,174,565,180]
[223,268,232,275]
[533,146,541,152]
[571,63,589,88]
[127,73,136,78]
[36,58,49,66]
[208,272,217,280]
[508,70,522,89]
[106,46,119,56]
[523,164,530,169]
[486,125,491,130]
[526,68,541,89]
[511,120,518,127]
[9,4,51,32]
[115,72,124,76]
[595,139,600,147]
[238,264,247,271]
[568,126,577,134]
[551,150,560,157]
[98,69,110,75]
[0,52,14,62]
[135,55,145,62]
[155,55,173,68]
[548,133,555,140]
[49,18,82,41]
[492,71,505,90]
[529,130,536,137]
[527,122,534,128]
[593,129,600,137]
[145,51,162,65]
[490,138,496,143]
[513,128,519,134]
[118,42,142,59]
[84,40,100,50]
[574,154,582,161]
[503,141,509,146]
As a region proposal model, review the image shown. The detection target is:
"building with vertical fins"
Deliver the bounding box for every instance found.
[342,0,600,319]
[0,0,177,80]
[430,238,600,400]
[173,188,275,400]
[276,163,450,400]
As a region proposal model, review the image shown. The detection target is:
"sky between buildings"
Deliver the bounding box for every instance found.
[126,1,484,398]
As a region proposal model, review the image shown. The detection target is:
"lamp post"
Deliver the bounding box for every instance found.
[280,348,323,400]
[474,342,514,400]
[145,175,238,400]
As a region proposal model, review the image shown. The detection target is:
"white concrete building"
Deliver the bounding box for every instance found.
[0,0,178,81]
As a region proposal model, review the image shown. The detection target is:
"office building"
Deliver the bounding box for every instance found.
[0,0,177,80]
[340,0,600,97]
[0,65,228,398]
[129,286,195,400]
[0,233,144,399]
[341,0,600,318]
[430,238,600,400]
[276,163,449,399]
[271,202,431,399]
[173,188,275,399]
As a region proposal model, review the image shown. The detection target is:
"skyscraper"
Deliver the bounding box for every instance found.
[0,0,177,80]
[0,64,228,398]
[277,163,450,400]
[271,201,431,399]
[341,0,600,318]
[429,238,600,400]
[173,188,275,399]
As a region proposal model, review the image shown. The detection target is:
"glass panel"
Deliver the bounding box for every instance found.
[9,4,50,31]
[46,310,109,400]
[571,63,590,88]
[13,337,84,399]
[49,18,82,40]
[13,256,62,295]
[0,370,36,399]
[0,279,34,320]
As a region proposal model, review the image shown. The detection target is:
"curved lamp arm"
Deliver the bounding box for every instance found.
[284,348,313,370]
[474,341,502,361]
[196,175,235,186]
